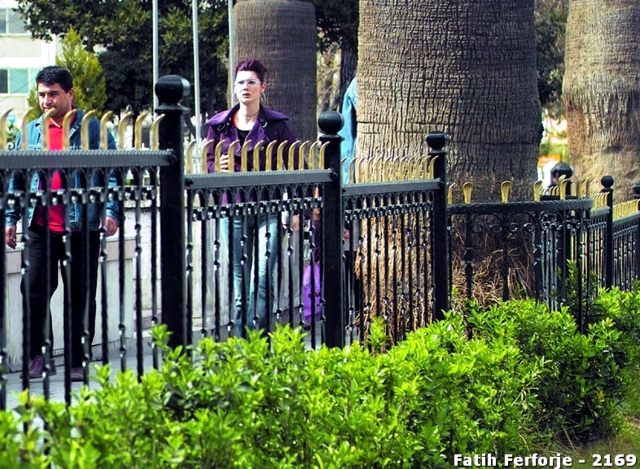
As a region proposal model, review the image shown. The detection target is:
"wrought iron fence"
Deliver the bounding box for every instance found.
[1,75,640,412]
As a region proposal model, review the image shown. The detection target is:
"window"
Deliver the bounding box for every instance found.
[0,70,7,94]
[0,8,27,34]
[0,68,36,95]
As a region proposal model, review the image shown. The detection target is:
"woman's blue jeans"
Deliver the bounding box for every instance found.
[220,213,280,336]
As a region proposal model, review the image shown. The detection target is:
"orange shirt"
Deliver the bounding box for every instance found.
[32,119,69,232]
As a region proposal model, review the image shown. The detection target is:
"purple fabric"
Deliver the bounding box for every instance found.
[303,261,322,323]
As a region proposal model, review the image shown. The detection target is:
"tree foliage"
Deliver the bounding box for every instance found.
[25,27,107,121]
[15,0,228,117]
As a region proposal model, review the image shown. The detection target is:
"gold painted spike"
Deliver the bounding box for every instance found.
[288,140,302,170]
[62,109,78,150]
[533,180,543,202]
[20,108,33,151]
[407,156,419,180]
[574,179,582,199]
[241,140,252,172]
[307,141,321,169]
[0,108,12,149]
[318,141,329,169]
[214,140,225,172]
[428,155,439,179]
[134,112,149,150]
[118,111,133,149]
[448,183,455,204]
[252,140,264,171]
[584,179,591,198]
[200,139,215,173]
[501,181,512,203]
[265,140,277,171]
[100,111,114,149]
[185,140,197,174]
[371,154,382,182]
[559,178,569,200]
[227,140,240,173]
[348,157,358,183]
[79,110,95,150]
[276,140,289,171]
[41,109,56,152]
[356,157,367,183]
[298,140,311,170]
[151,114,165,150]
[463,182,473,204]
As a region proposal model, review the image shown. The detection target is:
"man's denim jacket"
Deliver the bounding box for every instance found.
[5,109,120,232]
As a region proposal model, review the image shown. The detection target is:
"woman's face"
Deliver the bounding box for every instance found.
[234,70,266,106]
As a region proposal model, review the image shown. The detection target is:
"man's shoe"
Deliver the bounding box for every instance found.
[21,355,57,379]
[70,367,85,382]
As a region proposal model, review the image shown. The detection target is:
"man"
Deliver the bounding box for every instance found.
[4,66,119,381]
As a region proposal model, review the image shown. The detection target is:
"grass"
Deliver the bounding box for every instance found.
[553,373,640,467]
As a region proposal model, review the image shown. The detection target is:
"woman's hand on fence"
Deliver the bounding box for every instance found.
[219,153,230,172]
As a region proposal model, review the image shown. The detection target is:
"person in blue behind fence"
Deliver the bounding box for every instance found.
[4,65,120,381]
[205,58,297,336]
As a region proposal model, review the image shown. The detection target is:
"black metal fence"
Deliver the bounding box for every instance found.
[1,76,639,409]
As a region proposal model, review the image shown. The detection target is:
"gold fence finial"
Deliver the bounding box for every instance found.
[134,112,149,150]
[100,111,114,149]
[448,183,455,205]
[241,140,252,172]
[428,155,439,179]
[252,140,264,171]
[185,140,197,174]
[200,140,214,173]
[288,140,301,170]
[227,140,240,172]
[463,182,473,204]
[559,176,569,200]
[80,110,96,150]
[214,140,225,172]
[0,108,12,149]
[533,180,543,202]
[20,108,33,151]
[298,140,310,170]
[318,141,329,170]
[584,179,591,198]
[118,111,133,149]
[62,109,78,150]
[501,181,512,203]
[265,141,277,171]
[308,141,321,169]
[41,109,56,151]
[151,114,165,150]
[276,140,289,171]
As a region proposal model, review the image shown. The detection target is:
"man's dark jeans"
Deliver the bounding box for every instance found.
[21,226,100,367]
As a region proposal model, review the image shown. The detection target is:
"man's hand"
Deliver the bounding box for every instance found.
[5,226,17,249]
[102,216,118,237]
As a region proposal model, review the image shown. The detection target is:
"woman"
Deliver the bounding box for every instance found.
[205,58,297,336]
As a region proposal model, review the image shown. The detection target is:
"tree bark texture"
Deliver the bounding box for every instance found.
[358,0,541,202]
[564,0,640,200]
[233,0,317,142]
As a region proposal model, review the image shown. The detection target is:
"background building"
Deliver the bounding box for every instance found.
[0,0,59,120]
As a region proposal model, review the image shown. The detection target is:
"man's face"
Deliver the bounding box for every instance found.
[37,83,74,121]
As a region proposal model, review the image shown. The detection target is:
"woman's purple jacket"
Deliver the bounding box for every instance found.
[205,104,297,173]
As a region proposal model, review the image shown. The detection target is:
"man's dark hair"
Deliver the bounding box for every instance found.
[550,162,573,179]
[35,66,74,92]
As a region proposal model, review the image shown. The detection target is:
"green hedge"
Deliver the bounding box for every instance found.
[1,287,639,468]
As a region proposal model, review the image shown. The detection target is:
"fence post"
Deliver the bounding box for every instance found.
[427,131,449,320]
[601,175,614,289]
[318,111,344,348]
[155,75,190,348]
